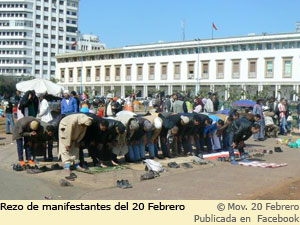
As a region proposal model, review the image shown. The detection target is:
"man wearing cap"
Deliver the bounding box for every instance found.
[142,114,163,159]
[13,117,41,166]
[58,113,93,172]
[61,90,78,115]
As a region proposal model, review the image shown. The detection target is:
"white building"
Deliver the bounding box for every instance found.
[56,32,300,101]
[0,0,79,79]
[78,34,105,51]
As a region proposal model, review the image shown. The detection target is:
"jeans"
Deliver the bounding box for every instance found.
[128,145,140,162]
[280,117,286,135]
[146,131,155,158]
[5,113,14,133]
[16,138,32,161]
[44,141,53,159]
[254,119,265,140]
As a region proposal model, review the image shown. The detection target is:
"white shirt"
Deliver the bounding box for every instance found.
[38,99,53,122]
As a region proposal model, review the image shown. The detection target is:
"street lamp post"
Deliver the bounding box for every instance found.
[195,39,201,95]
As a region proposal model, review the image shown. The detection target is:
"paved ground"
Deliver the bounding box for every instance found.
[0,131,300,200]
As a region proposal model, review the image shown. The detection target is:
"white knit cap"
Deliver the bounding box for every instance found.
[64,89,70,95]
[180,116,190,124]
[154,117,162,129]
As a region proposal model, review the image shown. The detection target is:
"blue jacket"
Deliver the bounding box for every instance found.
[61,97,78,114]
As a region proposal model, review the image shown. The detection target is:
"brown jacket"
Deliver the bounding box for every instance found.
[58,114,93,147]
[12,117,40,140]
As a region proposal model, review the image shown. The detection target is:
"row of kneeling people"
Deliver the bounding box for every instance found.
[13,110,261,169]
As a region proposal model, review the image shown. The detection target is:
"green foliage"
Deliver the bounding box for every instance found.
[0,75,18,95]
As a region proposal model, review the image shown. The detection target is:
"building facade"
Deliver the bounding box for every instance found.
[56,32,300,100]
[0,0,79,79]
[78,34,105,51]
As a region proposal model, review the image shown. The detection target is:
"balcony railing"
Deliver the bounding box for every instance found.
[77,77,81,82]
[61,78,65,82]
[161,74,167,80]
[126,75,131,81]
[149,74,154,80]
[137,75,143,80]
[188,74,194,79]
[217,73,224,79]
[174,74,180,80]
[266,72,273,78]
[105,76,110,81]
[69,77,73,82]
[232,72,240,79]
[249,72,256,78]
[86,77,91,82]
[115,75,120,81]
[95,76,100,81]
[202,73,209,79]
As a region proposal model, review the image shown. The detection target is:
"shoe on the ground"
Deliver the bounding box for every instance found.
[274,147,283,152]
[149,157,155,160]
[13,164,24,171]
[263,150,267,154]
[167,162,180,168]
[181,163,193,168]
[60,179,73,187]
[28,160,35,166]
[51,163,63,170]
[231,160,239,165]
[155,155,164,160]
[39,166,51,172]
[269,150,273,154]
[123,180,132,188]
[26,168,42,174]
[140,170,160,181]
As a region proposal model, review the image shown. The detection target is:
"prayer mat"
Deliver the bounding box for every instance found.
[203,151,240,160]
[238,161,287,168]
[77,165,128,174]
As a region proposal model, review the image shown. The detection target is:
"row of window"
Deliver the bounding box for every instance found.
[0,60,28,64]
[0,13,28,18]
[0,41,27,46]
[36,15,68,22]
[0,69,28,74]
[57,41,300,63]
[35,51,56,57]
[0,32,26,37]
[35,61,56,66]
[35,69,55,76]
[36,6,64,13]
[0,50,27,55]
[59,58,294,83]
[0,4,27,8]
[35,42,63,49]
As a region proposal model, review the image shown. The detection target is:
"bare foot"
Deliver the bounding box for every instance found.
[111,160,119,166]
[100,163,107,168]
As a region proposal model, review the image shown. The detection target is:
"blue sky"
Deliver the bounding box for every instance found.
[79,0,300,48]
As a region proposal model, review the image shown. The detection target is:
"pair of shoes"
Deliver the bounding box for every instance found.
[27,160,35,166]
[60,179,73,187]
[39,166,52,172]
[181,163,193,168]
[12,164,24,171]
[65,172,77,181]
[26,168,42,174]
[116,179,132,189]
[168,162,180,168]
[155,155,164,160]
[140,170,160,181]
[274,147,283,152]
[19,161,26,167]
[193,156,208,165]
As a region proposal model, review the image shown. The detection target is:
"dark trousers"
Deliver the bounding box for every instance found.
[16,138,32,161]
[44,140,53,159]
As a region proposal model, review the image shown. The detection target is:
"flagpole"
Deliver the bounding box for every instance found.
[212,22,214,40]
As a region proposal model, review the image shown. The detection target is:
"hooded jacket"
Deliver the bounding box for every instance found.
[12,116,40,140]
[232,117,253,143]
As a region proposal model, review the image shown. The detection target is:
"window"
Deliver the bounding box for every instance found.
[265,58,274,78]
[77,68,82,82]
[43,52,48,56]
[149,64,155,80]
[174,63,181,80]
[274,43,280,49]
[86,68,91,82]
[217,46,223,52]
[187,62,195,79]
[115,66,120,81]
[69,69,73,82]
[137,65,143,80]
[126,65,131,81]
[43,61,48,66]
[35,60,40,65]
[216,61,224,79]
[248,59,257,78]
[202,47,208,53]
[232,60,240,79]
[161,64,167,80]
[43,43,48,47]
[283,58,292,78]
[233,45,239,51]
[35,51,40,56]
[266,43,272,50]
[225,45,231,52]
[60,69,65,82]
[105,67,110,81]
[241,45,247,51]
[95,67,100,81]
[201,61,209,79]
[209,47,216,53]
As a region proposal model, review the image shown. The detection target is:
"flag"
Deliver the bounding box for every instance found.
[71,41,77,47]
[212,23,218,31]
